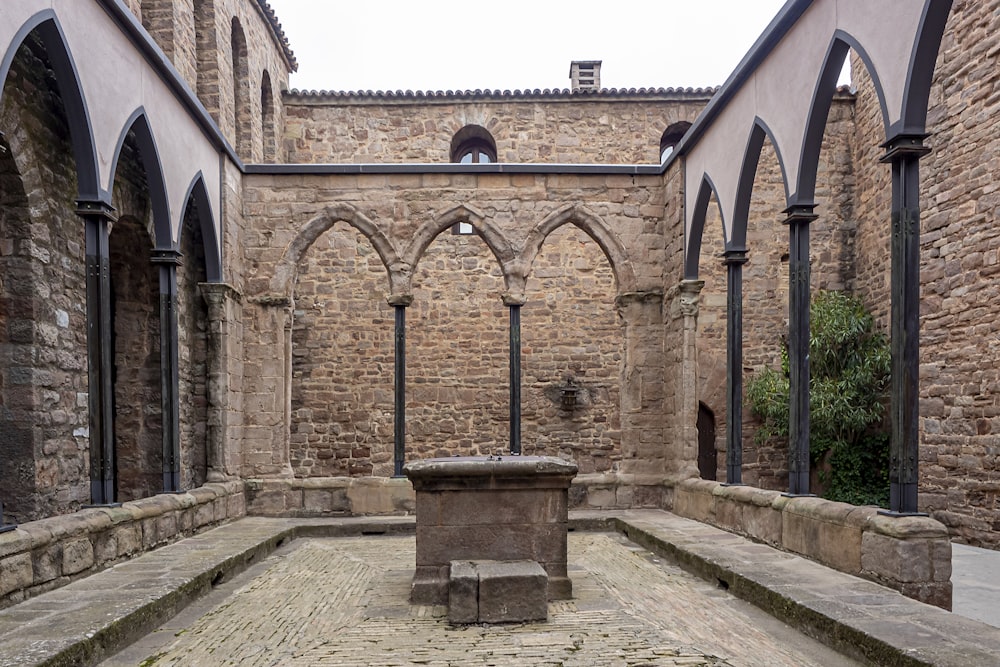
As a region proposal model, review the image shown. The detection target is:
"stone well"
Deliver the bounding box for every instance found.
[403,456,578,605]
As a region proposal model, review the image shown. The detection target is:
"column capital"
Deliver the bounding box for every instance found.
[502,293,526,307]
[678,280,704,318]
[75,198,117,221]
[151,248,183,266]
[387,293,413,307]
[615,289,664,310]
[198,282,242,305]
[781,203,818,225]
[880,133,932,163]
[721,246,748,265]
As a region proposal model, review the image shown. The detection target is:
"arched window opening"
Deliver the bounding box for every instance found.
[261,70,276,162]
[660,121,692,162]
[230,17,251,157]
[450,125,497,164]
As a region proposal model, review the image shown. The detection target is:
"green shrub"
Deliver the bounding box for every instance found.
[745,290,891,506]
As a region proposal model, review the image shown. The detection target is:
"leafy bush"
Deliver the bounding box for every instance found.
[746,290,891,506]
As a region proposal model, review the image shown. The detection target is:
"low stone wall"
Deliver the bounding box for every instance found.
[243,473,670,517]
[244,477,416,516]
[0,481,245,609]
[569,473,671,510]
[671,478,953,609]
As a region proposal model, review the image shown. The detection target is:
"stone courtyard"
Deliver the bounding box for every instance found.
[99,533,854,667]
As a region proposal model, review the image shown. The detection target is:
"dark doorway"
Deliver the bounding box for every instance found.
[697,402,717,480]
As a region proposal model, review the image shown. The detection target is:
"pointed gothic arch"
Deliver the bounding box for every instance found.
[0,13,100,200]
[270,203,401,299]
[522,204,637,295]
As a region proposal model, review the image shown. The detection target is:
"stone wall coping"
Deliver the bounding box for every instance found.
[672,477,952,608]
[404,456,579,481]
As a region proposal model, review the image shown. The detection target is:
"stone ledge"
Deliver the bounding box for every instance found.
[670,478,952,609]
[573,510,1000,667]
[0,482,245,609]
[244,476,415,516]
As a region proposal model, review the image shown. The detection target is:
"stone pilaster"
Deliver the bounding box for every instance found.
[615,290,665,476]
[199,283,244,481]
[677,280,705,480]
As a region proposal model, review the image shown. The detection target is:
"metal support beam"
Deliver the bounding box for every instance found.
[723,247,748,485]
[509,304,522,455]
[393,303,407,476]
[152,250,182,492]
[881,135,931,516]
[783,205,817,496]
[79,200,118,505]
[0,501,15,534]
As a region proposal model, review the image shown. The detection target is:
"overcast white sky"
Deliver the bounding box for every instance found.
[266,0,790,93]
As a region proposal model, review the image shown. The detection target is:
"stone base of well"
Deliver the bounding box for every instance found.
[404,456,578,605]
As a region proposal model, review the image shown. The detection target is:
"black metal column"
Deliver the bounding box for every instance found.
[882,135,931,516]
[784,205,817,496]
[0,501,15,533]
[0,132,11,531]
[509,304,522,455]
[393,303,407,476]
[79,200,117,505]
[723,247,748,485]
[153,250,182,492]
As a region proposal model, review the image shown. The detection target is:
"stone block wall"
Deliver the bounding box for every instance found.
[672,478,952,609]
[282,94,710,165]
[850,0,1000,547]
[0,482,245,609]
[242,170,666,480]
[135,0,292,163]
[1,34,93,522]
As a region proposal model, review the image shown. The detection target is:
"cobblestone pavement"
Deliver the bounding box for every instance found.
[103,534,855,667]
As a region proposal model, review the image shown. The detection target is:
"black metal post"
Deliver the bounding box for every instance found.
[784,205,817,496]
[80,200,117,505]
[0,501,15,534]
[882,135,931,516]
[723,247,748,485]
[153,250,182,492]
[393,303,407,476]
[509,304,522,455]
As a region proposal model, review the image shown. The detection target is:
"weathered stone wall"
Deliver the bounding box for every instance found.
[0,34,91,522]
[137,0,291,163]
[282,94,711,165]
[243,170,664,481]
[850,0,1000,547]
[178,201,210,490]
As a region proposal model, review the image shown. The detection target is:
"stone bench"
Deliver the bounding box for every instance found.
[448,560,548,624]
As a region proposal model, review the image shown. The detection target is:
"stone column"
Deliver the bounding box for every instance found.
[153,249,181,492]
[78,199,117,505]
[504,294,525,455]
[882,135,931,516]
[783,205,817,496]
[678,280,704,479]
[200,282,243,481]
[723,248,748,485]
[615,290,666,476]
[388,294,412,476]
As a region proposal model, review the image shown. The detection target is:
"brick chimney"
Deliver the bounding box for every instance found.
[569,60,602,91]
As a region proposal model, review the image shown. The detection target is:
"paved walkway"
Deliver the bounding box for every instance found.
[0,511,998,666]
